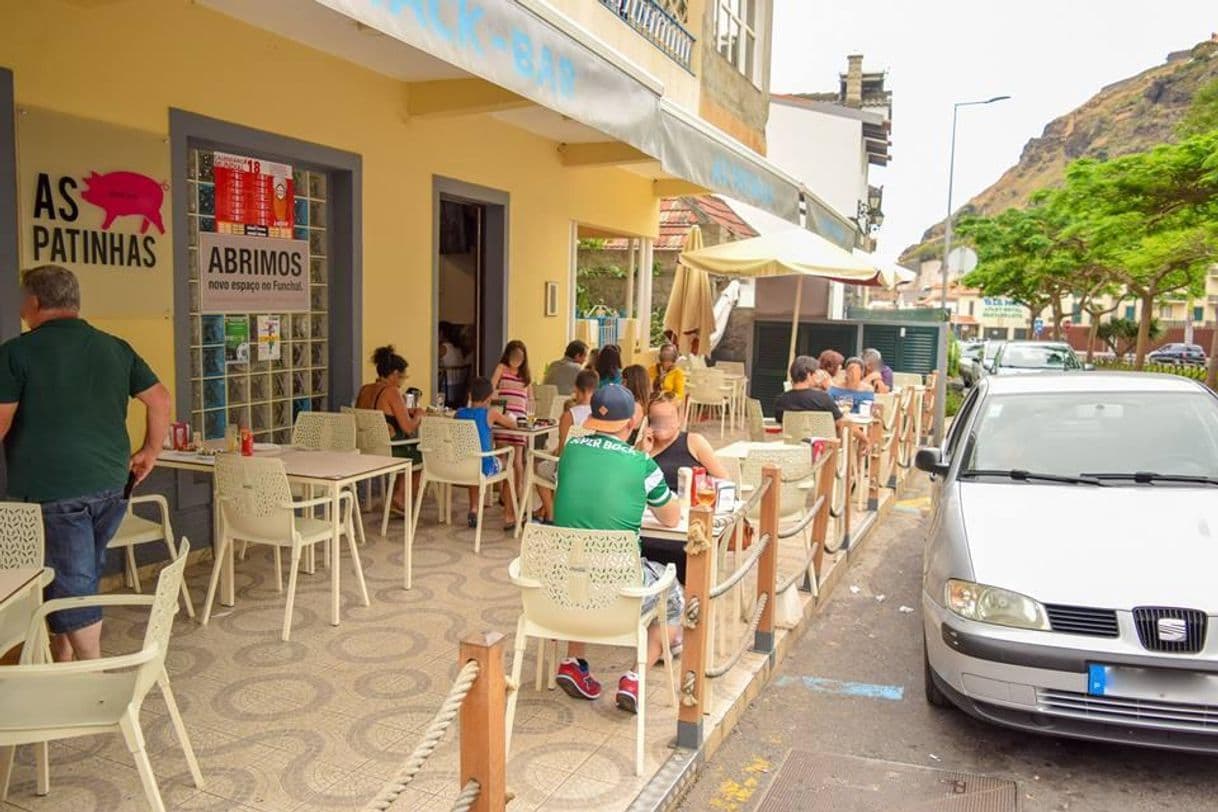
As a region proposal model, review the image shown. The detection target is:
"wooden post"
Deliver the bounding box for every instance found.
[754,464,780,654]
[459,632,506,812]
[867,414,882,511]
[677,505,714,750]
[841,423,853,550]
[885,398,901,489]
[811,441,839,587]
[921,374,938,444]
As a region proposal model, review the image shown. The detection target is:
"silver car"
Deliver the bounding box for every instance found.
[988,340,1086,376]
[917,373,1218,752]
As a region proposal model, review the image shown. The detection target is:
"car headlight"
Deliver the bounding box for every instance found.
[945,579,1050,630]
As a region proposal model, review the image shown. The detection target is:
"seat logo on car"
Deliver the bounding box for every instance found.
[1157,617,1188,643]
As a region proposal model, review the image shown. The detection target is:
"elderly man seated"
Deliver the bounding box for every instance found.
[550,384,682,714]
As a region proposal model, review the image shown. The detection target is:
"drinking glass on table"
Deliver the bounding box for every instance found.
[525,394,537,426]
[694,472,717,509]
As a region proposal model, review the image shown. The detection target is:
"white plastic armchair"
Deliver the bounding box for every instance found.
[783,410,837,445]
[892,372,923,389]
[413,417,518,554]
[684,368,733,438]
[343,405,422,537]
[108,494,195,617]
[514,423,595,538]
[201,455,368,641]
[0,542,202,812]
[530,384,559,420]
[873,392,899,488]
[0,503,54,662]
[505,524,677,776]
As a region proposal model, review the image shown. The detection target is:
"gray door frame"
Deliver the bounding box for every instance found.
[432,176,509,384]
[169,109,363,421]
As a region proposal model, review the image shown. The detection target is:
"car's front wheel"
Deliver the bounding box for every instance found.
[924,639,951,708]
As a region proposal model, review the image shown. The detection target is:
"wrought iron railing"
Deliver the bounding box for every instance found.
[599,0,696,72]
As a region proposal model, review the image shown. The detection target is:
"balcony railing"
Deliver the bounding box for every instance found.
[599,0,696,72]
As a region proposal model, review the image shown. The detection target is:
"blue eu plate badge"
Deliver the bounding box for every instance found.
[1088,663,1107,696]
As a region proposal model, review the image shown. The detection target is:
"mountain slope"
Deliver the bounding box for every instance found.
[900,36,1218,264]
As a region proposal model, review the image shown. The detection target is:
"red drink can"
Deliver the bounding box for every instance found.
[811,439,826,462]
[240,429,254,456]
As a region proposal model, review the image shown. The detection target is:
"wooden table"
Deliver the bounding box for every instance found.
[156,446,414,623]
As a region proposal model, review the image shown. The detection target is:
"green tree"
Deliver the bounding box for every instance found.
[1057,132,1218,367]
[957,205,1076,336]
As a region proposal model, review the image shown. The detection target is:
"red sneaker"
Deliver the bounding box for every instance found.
[556,660,602,700]
[616,673,639,714]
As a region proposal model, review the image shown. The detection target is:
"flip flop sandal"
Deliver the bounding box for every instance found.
[467,512,477,528]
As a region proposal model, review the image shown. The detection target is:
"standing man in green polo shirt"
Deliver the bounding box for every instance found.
[0,265,171,662]
[551,383,682,713]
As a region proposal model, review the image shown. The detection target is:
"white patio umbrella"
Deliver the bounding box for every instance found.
[678,226,880,372]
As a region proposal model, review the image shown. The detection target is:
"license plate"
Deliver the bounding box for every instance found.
[1088,663,1218,704]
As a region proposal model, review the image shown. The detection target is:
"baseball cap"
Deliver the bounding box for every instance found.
[583,383,637,433]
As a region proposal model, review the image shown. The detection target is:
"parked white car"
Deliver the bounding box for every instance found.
[918,372,1218,752]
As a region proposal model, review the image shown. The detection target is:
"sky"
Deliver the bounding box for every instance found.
[769,1,1217,265]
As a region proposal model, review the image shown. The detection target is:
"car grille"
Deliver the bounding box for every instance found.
[1133,607,1207,654]
[1044,604,1119,637]
[1038,689,1218,734]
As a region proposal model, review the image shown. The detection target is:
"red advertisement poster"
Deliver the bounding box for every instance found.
[213,151,294,238]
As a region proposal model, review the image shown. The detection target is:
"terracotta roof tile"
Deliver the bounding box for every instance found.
[603,196,758,251]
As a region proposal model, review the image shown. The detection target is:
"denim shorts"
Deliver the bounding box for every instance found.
[40,488,128,634]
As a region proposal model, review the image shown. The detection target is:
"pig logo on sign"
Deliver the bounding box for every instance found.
[80,171,166,235]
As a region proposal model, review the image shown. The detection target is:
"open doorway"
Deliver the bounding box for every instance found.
[434,179,507,408]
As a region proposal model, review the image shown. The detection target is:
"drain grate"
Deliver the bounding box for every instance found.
[755,751,1018,812]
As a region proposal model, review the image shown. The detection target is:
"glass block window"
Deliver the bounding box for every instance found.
[186,147,330,444]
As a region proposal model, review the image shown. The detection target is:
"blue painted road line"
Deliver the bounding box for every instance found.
[776,675,905,701]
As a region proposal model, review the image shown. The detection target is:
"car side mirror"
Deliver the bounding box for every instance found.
[915,447,950,477]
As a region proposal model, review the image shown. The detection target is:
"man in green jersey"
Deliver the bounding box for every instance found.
[551,384,681,713]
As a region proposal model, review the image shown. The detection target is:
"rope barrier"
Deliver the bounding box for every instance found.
[776,495,825,540]
[705,592,769,679]
[450,779,481,812]
[777,540,821,594]
[363,659,481,812]
[708,532,771,599]
[734,474,772,519]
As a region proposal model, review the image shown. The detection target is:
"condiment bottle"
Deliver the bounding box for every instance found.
[677,466,693,509]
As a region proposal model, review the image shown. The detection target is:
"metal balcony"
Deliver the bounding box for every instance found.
[599,0,696,72]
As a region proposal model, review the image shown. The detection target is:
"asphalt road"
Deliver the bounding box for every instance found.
[678,477,1218,812]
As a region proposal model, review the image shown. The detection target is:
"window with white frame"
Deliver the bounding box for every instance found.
[715,0,760,82]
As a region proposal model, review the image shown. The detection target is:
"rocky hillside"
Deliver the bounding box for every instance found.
[900,36,1218,264]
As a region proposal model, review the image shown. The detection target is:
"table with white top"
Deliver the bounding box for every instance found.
[0,567,47,639]
[156,445,414,624]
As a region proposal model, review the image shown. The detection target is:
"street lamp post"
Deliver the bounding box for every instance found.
[936,95,1009,442]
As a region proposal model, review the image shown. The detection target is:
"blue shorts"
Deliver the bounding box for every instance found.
[41,489,128,634]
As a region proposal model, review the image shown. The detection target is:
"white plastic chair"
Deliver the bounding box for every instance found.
[514,424,594,538]
[109,495,195,617]
[0,503,54,663]
[0,542,203,812]
[505,524,677,776]
[741,446,819,597]
[343,405,422,537]
[530,384,559,421]
[783,410,837,445]
[744,397,773,442]
[892,372,923,389]
[201,455,368,641]
[413,417,517,554]
[684,368,732,438]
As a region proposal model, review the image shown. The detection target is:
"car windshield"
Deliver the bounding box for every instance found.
[961,391,1218,480]
[963,344,985,361]
[998,345,1074,369]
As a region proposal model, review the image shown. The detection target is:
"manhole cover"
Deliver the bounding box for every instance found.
[755,751,1018,812]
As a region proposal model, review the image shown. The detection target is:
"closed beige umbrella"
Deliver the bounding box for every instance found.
[663,225,715,356]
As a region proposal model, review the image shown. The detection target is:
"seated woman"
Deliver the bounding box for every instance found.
[828,356,877,414]
[640,393,730,583]
[595,344,623,388]
[813,349,845,390]
[622,364,651,446]
[355,345,422,512]
[650,343,686,400]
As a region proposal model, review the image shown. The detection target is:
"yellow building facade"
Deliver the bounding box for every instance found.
[3,0,808,447]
